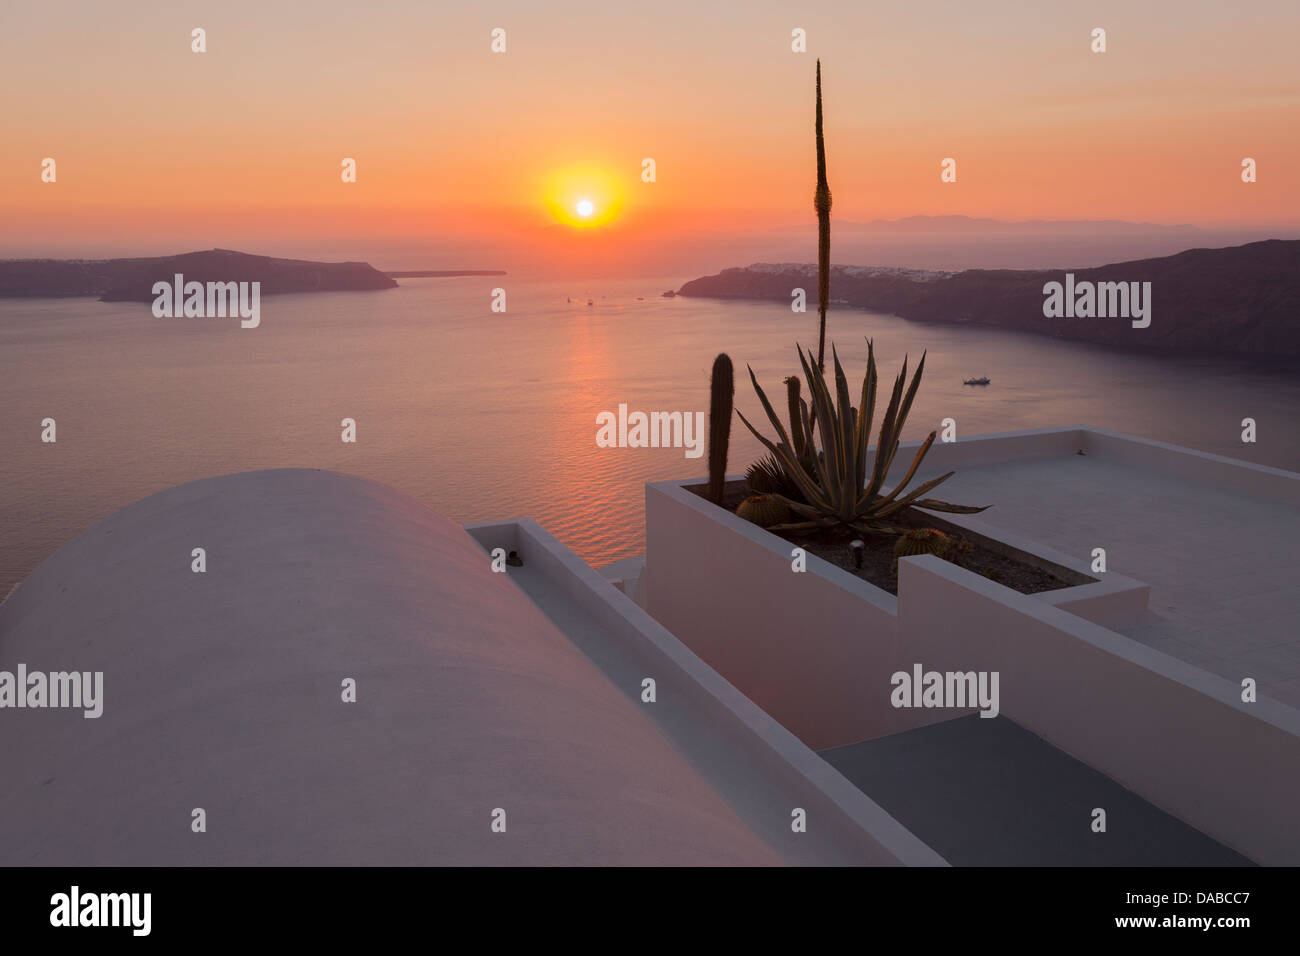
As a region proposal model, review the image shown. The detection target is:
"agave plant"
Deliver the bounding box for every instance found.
[736,339,989,533]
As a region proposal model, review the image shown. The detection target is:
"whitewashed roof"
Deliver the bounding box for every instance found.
[0,469,785,865]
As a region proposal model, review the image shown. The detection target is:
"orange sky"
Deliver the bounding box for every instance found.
[3,0,1298,272]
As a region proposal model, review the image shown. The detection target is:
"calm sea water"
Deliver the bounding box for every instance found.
[3,276,1298,593]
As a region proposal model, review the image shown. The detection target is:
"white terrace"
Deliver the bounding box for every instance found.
[911,427,1300,709]
[2,428,1294,866]
[639,426,1300,865]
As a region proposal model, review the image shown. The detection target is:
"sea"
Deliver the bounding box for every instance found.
[3,275,1299,593]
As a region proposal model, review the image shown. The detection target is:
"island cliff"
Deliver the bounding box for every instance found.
[678,240,1300,357]
[0,249,398,300]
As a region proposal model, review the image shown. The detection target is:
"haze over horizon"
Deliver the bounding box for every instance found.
[6,216,1297,282]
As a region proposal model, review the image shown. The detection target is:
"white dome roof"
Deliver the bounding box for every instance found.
[0,469,781,865]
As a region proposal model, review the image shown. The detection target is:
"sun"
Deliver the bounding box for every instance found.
[541,163,624,228]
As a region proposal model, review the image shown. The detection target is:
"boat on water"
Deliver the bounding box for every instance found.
[963,376,991,386]
[661,290,676,298]
[587,299,593,306]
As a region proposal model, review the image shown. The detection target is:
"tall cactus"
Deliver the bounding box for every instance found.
[814,59,832,372]
[783,375,804,460]
[707,353,734,504]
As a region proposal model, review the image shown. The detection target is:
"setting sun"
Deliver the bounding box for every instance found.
[541,162,624,229]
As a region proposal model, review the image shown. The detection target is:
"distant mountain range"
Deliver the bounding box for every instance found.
[791,214,1206,236]
[742,216,1300,272]
[678,240,1300,357]
[0,249,401,300]
[384,269,506,278]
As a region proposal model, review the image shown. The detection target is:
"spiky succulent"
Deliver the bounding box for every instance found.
[736,339,990,533]
[747,451,816,502]
[744,377,814,501]
[747,452,791,495]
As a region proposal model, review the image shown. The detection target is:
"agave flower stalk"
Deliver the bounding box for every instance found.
[814,59,831,373]
[736,340,989,533]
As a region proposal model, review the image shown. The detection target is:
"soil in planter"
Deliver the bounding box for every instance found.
[714,488,1080,596]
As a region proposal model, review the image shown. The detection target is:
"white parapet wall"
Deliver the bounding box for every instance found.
[1082,426,1300,505]
[899,553,1300,866]
[465,518,947,866]
[646,475,914,749]
[645,475,1143,750]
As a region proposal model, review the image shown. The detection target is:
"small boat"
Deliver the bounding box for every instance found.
[587,299,593,307]
[566,296,572,303]
[661,290,676,298]
[963,376,991,386]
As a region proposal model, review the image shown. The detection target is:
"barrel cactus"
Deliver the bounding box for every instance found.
[891,528,971,572]
[737,494,792,528]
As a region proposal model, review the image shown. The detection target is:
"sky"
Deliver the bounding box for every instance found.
[2,0,1298,275]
